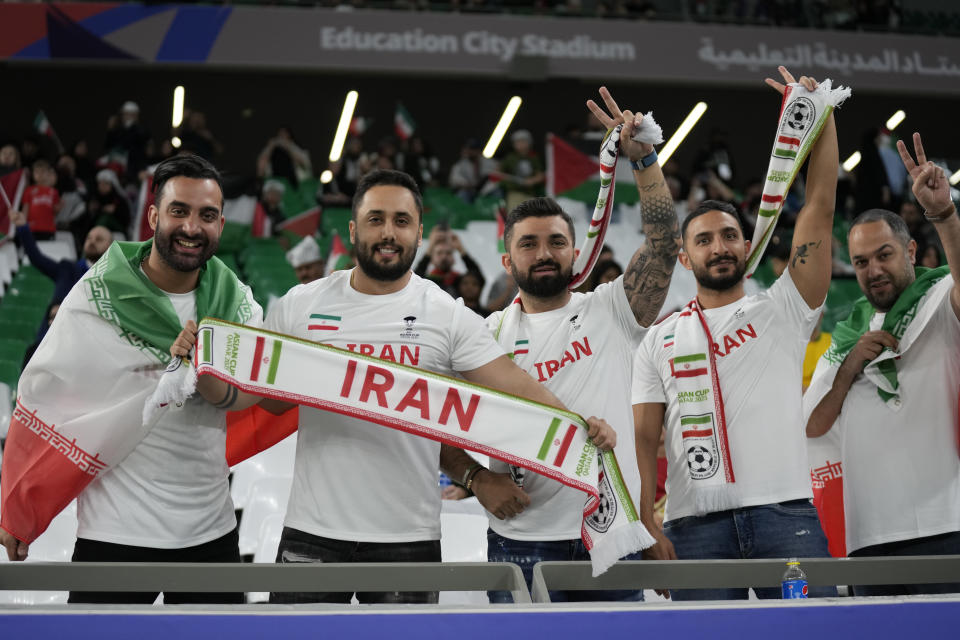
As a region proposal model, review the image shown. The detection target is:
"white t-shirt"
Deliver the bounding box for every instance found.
[484,276,647,540]
[265,270,503,542]
[78,288,263,548]
[834,277,960,553]
[633,270,821,522]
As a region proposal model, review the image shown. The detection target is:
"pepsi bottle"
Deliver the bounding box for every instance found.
[781,559,809,599]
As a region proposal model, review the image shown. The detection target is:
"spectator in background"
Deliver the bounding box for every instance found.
[71,140,97,191]
[485,270,517,312]
[693,128,736,186]
[0,143,21,177]
[899,199,939,253]
[260,179,287,231]
[414,225,483,297]
[104,101,150,184]
[88,169,131,234]
[455,270,489,317]
[20,159,60,240]
[177,110,222,161]
[19,137,41,170]
[405,136,441,190]
[374,137,402,173]
[257,127,312,188]
[497,129,545,212]
[586,259,623,292]
[449,138,495,203]
[54,155,88,240]
[10,208,113,339]
[853,127,893,212]
[340,136,371,196]
[316,161,352,207]
[286,236,324,285]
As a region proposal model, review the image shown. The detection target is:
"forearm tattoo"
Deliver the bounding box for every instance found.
[214,385,239,409]
[791,240,823,269]
[624,180,681,326]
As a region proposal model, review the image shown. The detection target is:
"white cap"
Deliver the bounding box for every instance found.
[286,236,322,269]
[121,101,140,113]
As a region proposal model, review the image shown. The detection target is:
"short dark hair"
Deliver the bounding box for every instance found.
[152,154,223,209]
[352,169,423,222]
[849,208,912,248]
[503,197,576,250]
[681,199,743,240]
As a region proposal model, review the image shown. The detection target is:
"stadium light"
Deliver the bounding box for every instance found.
[172,86,185,128]
[950,168,960,186]
[320,170,333,184]
[171,136,182,149]
[842,151,862,172]
[657,102,707,166]
[483,96,523,159]
[329,91,358,162]
[885,110,906,131]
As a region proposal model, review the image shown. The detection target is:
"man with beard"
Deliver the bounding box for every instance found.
[173,169,616,604]
[441,88,681,602]
[804,133,960,595]
[1,154,262,606]
[631,73,838,600]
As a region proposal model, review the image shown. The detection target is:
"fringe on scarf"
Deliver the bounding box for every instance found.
[589,520,657,577]
[693,483,741,517]
[142,356,198,425]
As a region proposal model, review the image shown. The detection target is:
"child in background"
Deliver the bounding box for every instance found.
[21,159,60,240]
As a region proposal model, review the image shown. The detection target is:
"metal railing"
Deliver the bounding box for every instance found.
[0,561,531,604]
[531,556,960,603]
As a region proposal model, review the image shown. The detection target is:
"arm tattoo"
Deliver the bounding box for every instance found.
[623,180,681,327]
[214,385,239,409]
[791,240,823,269]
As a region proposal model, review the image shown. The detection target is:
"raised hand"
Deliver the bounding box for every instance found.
[586,87,653,162]
[897,133,953,217]
[764,65,818,95]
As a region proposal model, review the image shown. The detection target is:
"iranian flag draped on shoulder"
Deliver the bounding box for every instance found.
[0,240,261,545]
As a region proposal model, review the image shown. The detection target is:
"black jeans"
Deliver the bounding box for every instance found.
[68,528,243,604]
[849,530,960,596]
[269,526,441,604]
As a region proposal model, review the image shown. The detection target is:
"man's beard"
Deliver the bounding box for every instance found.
[153,226,218,272]
[512,259,571,298]
[861,268,913,312]
[83,248,105,264]
[691,254,746,292]
[356,239,416,282]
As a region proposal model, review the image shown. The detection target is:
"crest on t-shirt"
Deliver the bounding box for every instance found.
[569,314,581,331]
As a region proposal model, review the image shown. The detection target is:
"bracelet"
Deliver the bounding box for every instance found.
[460,461,482,487]
[464,465,486,492]
[630,149,658,171]
[924,204,957,223]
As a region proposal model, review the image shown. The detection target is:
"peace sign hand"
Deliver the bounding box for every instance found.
[586,87,653,163]
[897,132,953,217]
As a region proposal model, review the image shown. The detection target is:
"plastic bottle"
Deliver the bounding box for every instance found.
[781,558,809,599]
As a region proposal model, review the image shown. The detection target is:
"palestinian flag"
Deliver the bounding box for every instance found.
[276,206,322,239]
[536,417,579,467]
[394,103,416,141]
[0,168,27,238]
[325,230,351,273]
[546,133,639,206]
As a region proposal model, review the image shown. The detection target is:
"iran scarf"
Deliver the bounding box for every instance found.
[153,319,650,576]
[0,241,259,544]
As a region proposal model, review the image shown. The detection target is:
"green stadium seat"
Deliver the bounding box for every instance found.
[0,320,39,342]
[0,338,27,365]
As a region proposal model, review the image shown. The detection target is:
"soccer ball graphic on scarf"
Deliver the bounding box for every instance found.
[687,445,714,474]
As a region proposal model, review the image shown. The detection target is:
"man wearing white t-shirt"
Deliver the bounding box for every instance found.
[805,134,960,595]
[176,169,616,604]
[1,154,263,605]
[633,71,838,600]
[441,88,681,602]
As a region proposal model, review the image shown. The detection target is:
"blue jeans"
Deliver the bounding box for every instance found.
[487,530,644,603]
[269,527,441,604]
[663,499,837,600]
[849,530,960,596]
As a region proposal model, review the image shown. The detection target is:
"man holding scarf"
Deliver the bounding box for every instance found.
[0,154,262,605]
[632,69,838,600]
[173,168,618,604]
[804,133,960,595]
[441,87,676,602]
